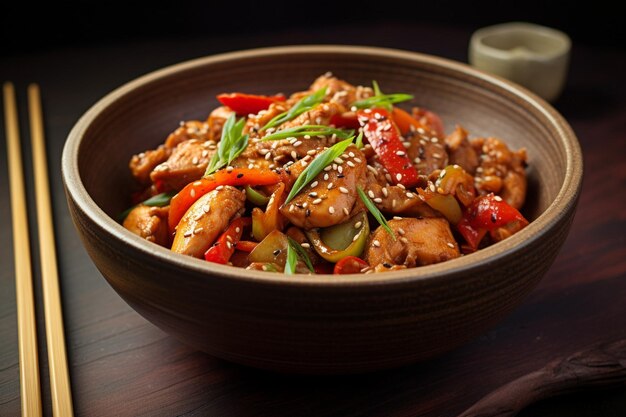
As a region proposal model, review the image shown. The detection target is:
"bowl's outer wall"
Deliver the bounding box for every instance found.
[63,47,582,373]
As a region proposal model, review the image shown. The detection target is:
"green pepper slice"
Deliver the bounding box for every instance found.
[305,211,369,263]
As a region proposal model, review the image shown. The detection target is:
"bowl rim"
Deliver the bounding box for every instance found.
[62,44,583,286]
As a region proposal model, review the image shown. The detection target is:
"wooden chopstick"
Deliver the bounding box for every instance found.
[4,82,43,417]
[28,84,75,417]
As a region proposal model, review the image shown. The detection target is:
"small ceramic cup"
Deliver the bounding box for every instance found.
[469,22,571,102]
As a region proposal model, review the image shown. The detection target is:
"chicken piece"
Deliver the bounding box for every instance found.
[364,218,460,269]
[164,120,212,149]
[445,126,479,174]
[150,139,215,191]
[123,205,169,246]
[280,145,367,229]
[171,186,245,258]
[129,146,169,186]
[244,101,290,136]
[308,73,373,108]
[472,137,528,209]
[404,129,449,175]
[363,159,439,217]
[206,106,234,142]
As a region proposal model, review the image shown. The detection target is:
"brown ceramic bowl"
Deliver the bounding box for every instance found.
[62,46,582,374]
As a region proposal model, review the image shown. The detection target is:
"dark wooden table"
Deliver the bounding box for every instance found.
[1,23,625,417]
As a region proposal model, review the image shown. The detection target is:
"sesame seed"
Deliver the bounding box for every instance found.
[396,173,403,182]
[447,242,455,248]
[301,243,311,248]
[235,227,241,233]
[323,173,329,180]
[312,198,322,205]
[227,241,232,249]
[304,135,311,139]
[396,150,406,156]
[354,157,362,163]
[373,240,381,247]
[398,228,406,235]
[494,195,503,201]
[414,157,422,163]
[354,221,363,229]
[348,152,355,157]
[367,165,378,175]
[324,165,332,171]
[302,202,308,208]
[368,190,375,198]
[338,166,343,174]
[311,181,319,188]
[385,173,392,182]
[294,141,303,147]
[392,199,397,208]
[190,189,196,198]
[259,148,270,155]
[309,192,318,197]
[352,234,359,242]
[382,187,388,197]
[406,192,415,198]
[347,161,356,167]
[429,183,436,192]
[307,149,317,155]
[328,206,335,214]
[417,127,425,134]
[265,152,272,160]
[339,187,349,194]
[327,182,334,189]
[400,237,409,244]
[403,142,411,148]
[248,163,255,169]
[374,197,383,204]
[291,151,298,160]
[343,207,350,215]
[431,137,439,143]
[226,235,233,242]
[393,216,403,220]
[301,160,308,167]
[433,153,442,158]
[202,150,209,158]
[202,204,210,213]
[334,157,343,164]
[194,227,204,234]
[184,231,192,238]
[289,205,295,212]
[216,185,224,191]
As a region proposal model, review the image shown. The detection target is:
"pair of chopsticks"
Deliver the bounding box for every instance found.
[4,83,74,417]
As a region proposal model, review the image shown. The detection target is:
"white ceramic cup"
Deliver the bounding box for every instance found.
[469,22,571,102]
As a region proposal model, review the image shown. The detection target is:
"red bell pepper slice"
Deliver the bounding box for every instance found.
[217,93,285,115]
[333,256,369,274]
[458,194,529,250]
[357,108,420,188]
[235,240,258,252]
[330,112,360,129]
[204,218,251,264]
[168,168,281,233]
[392,107,445,137]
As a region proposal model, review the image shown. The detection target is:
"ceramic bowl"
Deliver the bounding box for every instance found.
[62,45,582,374]
[469,22,571,102]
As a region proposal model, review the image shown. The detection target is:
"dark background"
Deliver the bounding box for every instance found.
[1,0,622,57]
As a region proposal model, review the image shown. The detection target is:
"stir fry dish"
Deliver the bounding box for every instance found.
[122,73,529,274]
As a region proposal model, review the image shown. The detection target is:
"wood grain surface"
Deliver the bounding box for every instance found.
[1,22,625,416]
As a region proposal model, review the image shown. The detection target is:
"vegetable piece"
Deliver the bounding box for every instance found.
[252,183,286,241]
[352,81,413,110]
[217,93,285,115]
[464,194,529,231]
[204,217,250,264]
[204,114,249,176]
[391,107,427,136]
[458,194,529,250]
[357,186,395,239]
[357,108,420,188]
[284,243,298,275]
[305,211,369,263]
[284,137,354,204]
[168,168,280,233]
[248,230,289,265]
[287,237,315,273]
[334,256,369,274]
[354,131,364,149]
[118,191,175,222]
[261,87,327,131]
[235,240,258,252]
[261,125,353,141]
[416,187,463,225]
[245,186,270,206]
[435,164,476,207]
[329,112,359,129]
